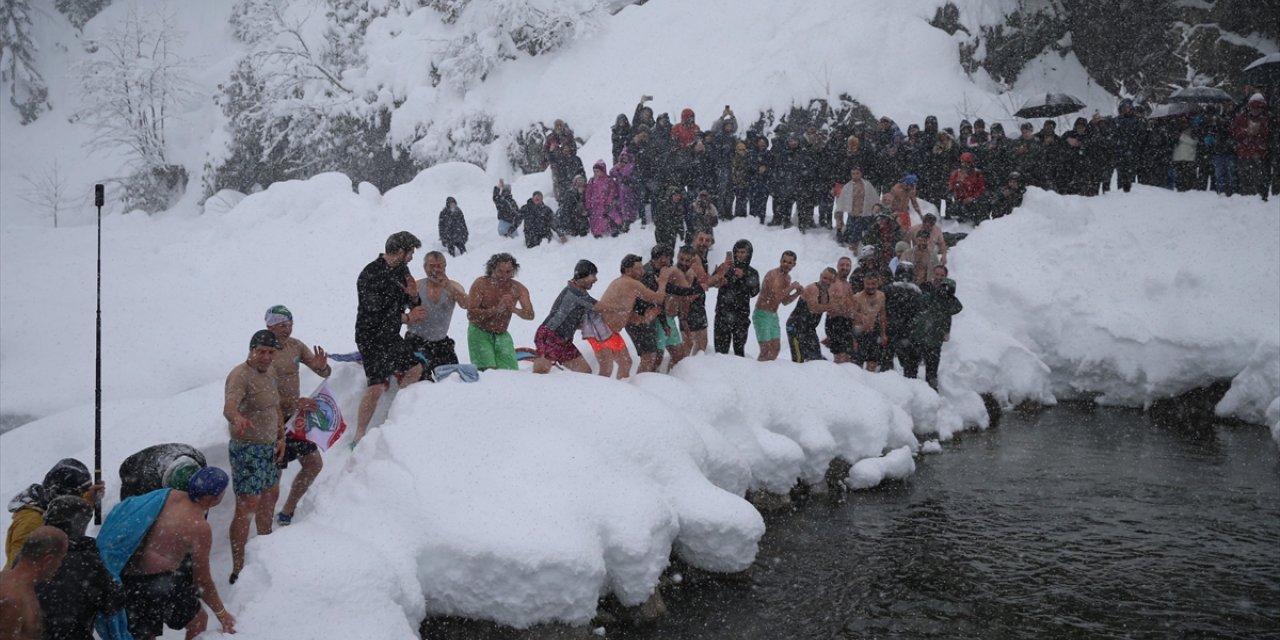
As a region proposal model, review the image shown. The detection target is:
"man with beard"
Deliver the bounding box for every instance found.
[641,245,703,371]
[712,239,761,357]
[406,251,470,376]
[597,254,675,376]
[850,272,890,371]
[786,267,836,363]
[754,251,804,361]
[467,253,535,371]
[354,232,425,445]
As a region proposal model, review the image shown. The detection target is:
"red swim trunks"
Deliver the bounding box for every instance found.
[534,325,582,364]
[586,333,626,354]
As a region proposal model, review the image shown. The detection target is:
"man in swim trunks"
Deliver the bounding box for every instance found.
[263,305,329,527]
[851,271,890,371]
[641,245,703,371]
[787,267,836,363]
[0,526,67,640]
[467,253,535,371]
[754,251,803,361]
[406,251,470,378]
[117,468,234,639]
[533,260,599,374]
[683,230,723,355]
[826,257,856,363]
[354,231,426,444]
[597,254,675,377]
[888,174,922,230]
[223,329,283,582]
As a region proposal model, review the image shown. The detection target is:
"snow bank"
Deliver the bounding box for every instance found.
[950,186,1280,422]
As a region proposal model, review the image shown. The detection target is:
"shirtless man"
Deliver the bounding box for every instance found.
[754,251,803,361]
[467,253,535,371]
[224,329,283,584]
[906,212,948,266]
[887,175,923,230]
[264,305,329,527]
[596,254,674,376]
[786,268,837,363]
[850,271,890,371]
[683,230,723,354]
[826,257,856,363]
[674,245,710,357]
[115,468,234,639]
[0,527,67,640]
[640,245,703,371]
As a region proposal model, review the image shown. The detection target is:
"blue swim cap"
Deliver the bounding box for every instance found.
[187,467,229,501]
[903,174,919,186]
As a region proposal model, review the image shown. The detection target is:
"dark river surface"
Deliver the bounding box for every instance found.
[607,405,1280,640]
[424,405,1279,640]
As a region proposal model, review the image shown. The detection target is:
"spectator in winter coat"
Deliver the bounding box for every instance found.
[655,187,688,249]
[990,171,1025,219]
[633,95,656,130]
[519,192,557,248]
[611,114,632,164]
[683,139,716,195]
[729,142,751,218]
[558,176,589,238]
[1087,116,1117,195]
[5,458,101,569]
[1113,99,1147,192]
[1204,109,1237,196]
[746,137,773,223]
[586,161,621,238]
[921,131,959,207]
[1037,125,1066,192]
[982,123,1011,186]
[770,135,805,228]
[611,149,639,228]
[37,496,124,640]
[881,264,923,372]
[438,197,469,257]
[688,190,719,237]
[1011,123,1043,188]
[494,180,520,238]
[672,108,701,150]
[1062,117,1094,195]
[707,109,739,216]
[1232,93,1270,199]
[948,152,987,224]
[957,120,974,149]
[968,119,991,148]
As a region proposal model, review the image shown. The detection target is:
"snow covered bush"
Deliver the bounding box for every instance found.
[55,0,112,31]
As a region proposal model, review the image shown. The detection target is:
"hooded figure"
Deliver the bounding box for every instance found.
[439,196,469,256]
[6,458,92,567]
[672,107,701,150]
[585,160,621,237]
[713,239,761,357]
[610,149,639,225]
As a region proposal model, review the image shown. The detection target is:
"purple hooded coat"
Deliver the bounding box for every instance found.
[585,160,621,237]
[609,150,638,224]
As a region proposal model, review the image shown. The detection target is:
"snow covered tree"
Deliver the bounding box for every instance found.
[55,0,111,31]
[229,0,281,44]
[18,159,76,227]
[0,0,51,124]
[74,6,193,211]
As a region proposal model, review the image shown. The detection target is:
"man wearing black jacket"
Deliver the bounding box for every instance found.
[354,231,424,444]
[38,496,124,640]
[713,239,761,357]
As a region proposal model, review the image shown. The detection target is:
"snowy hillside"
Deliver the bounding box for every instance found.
[1,0,1278,637]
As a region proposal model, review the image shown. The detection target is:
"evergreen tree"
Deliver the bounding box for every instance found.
[0,0,51,124]
[55,0,111,31]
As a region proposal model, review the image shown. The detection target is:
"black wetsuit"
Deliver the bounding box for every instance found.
[786,285,828,363]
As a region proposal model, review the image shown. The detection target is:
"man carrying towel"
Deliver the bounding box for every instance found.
[97,467,234,639]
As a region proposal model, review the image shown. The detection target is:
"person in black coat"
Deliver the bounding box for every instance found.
[770,134,805,228]
[712,239,761,357]
[38,496,124,640]
[746,136,773,224]
[1113,99,1147,192]
[881,263,923,373]
[438,196,469,257]
[518,192,557,248]
[556,176,589,237]
[654,186,688,249]
[493,181,520,238]
[611,114,632,164]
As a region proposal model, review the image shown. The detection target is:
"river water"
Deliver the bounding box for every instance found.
[605,405,1280,640]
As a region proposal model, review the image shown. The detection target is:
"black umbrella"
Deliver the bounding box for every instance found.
[1014,93,1086,118]
[1167,86,1234,104]
[1242,52,1280,87]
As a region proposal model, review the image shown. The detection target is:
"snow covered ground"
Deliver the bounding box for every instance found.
[2,0,1278,637]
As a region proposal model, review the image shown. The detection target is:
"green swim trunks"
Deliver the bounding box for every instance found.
[467,324,518,370]
[752,309,781,343]
[655,315,683,350]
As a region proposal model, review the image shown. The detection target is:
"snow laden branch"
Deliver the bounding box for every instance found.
[0,0,51,124]
[73,6,193,169]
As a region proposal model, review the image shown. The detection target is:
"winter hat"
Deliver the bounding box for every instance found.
[593,160,607,172]
[573,260,598,281]
[42,459,91,499]
[264,305,292,326]
[938,278,957,295]
[1020,122,1034,131]
[446,196,457,206]
[895,262,916,283]
[43,495,92,537]
[249,329,280,351]
[1249,93,1265,105]
[974,119,986,128]
[990,123,1005,134]
[187,467,229,501]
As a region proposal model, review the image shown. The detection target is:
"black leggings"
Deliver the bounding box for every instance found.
[714,310,750,357]
[900,343,942,389]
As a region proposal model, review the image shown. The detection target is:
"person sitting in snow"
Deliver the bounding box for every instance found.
[438,196,468,257]
[517,192,558,248]
[493,180,520,238]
